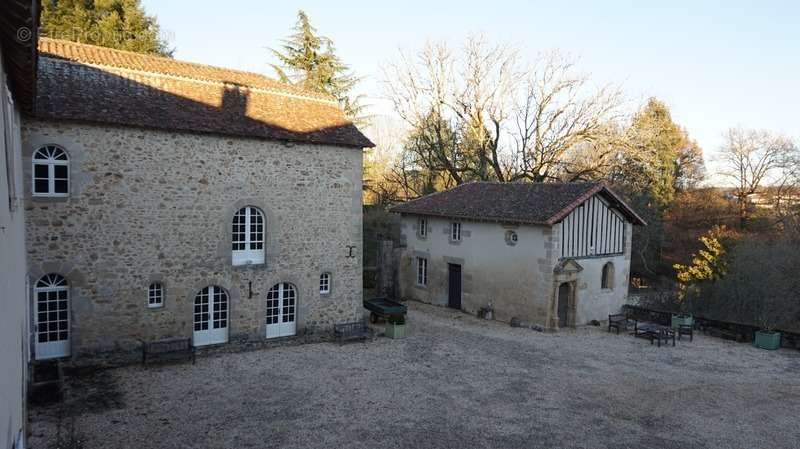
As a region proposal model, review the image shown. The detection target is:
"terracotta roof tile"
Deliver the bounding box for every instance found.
[390,182,646,226]
[33,38,373,148]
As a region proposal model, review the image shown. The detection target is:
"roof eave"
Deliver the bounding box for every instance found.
[392,210,549,227]
[0,0,39,114]
[29,115,372,149]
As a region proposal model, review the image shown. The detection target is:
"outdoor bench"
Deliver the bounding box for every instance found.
[633,322,675,347]
[333,321,373,345]
[705,327,740,342]
[142,338,195,367]
[780,333,799,349]
[608,313,632,334]
[677,324,693,342]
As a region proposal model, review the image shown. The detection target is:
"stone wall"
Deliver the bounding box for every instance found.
[22,119,363,357]
[398,216,550,323]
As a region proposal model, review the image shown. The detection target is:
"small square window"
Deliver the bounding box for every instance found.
[148,282,164,308]
[320,273,331,294]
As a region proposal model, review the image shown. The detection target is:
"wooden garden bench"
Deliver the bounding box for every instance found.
[705,327,740,341]
[142,338,195,367]
[333,321,373,345]
[608,313,632,334]
[633,322,675,347]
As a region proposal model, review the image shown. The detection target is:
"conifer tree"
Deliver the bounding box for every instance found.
[622,98,698,208]
[270,11,363,122]
[41,0,173,56]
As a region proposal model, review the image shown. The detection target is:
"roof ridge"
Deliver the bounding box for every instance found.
[469,180,602,185]
[37,37,335,103]
[390,181,644,226]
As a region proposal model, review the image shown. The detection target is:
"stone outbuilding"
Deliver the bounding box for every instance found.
[391,182,646,330]
[23,38,372,360]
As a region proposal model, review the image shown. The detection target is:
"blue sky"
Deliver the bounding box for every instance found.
[143,0,799,178]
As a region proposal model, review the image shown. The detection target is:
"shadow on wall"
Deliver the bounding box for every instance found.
[33,59,369,147]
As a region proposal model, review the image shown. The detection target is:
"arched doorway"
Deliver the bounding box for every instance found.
[34,274,70,359]
[557,282,573,329]
[193,285,229,346]
[266,283,296,338]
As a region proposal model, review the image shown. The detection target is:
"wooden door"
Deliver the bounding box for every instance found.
[557,282,570,328]
[448,264,462,310]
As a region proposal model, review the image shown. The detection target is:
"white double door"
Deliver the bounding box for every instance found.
[193,286,229,346]
[266,283,296,338]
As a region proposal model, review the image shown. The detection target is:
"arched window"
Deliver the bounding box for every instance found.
[319,272,331,294]
[232,206,265,265]
[601,262,614,290]
[32,145,69,197]
[34,274,70,359]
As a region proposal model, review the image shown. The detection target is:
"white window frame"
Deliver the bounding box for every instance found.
[148,282,164,308]
[232,206,265,266]
[4,84,19,211]
[319,272,331,294]
[31,145,69,197]
[451,222,461,241]
[416,257,428,286]
[418,217,427,238]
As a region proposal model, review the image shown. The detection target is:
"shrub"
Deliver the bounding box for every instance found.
[702,239,800,331]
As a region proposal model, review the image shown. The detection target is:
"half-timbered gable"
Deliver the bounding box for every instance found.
[560,194,627,259]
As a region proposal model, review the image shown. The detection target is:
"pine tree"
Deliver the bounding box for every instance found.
[41,0,173,56]
[270,11,363,122]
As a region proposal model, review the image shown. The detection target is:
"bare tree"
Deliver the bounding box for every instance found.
[363,115,405,205]
[384,37,624,189]
[716,128,798,228]
[674,141,706,190]
[510,52,624,182]
[383,36,522,184]
[383,40,465,185]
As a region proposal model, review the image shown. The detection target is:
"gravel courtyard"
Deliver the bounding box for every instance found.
[30,302,800,449]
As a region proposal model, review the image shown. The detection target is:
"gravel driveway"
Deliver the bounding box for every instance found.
[29,301,800,449]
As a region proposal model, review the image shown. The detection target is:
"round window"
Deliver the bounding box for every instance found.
[505,230,518,245]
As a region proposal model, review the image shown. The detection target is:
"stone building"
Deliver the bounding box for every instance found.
[391,182,645,329]
[23,38,372,360]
